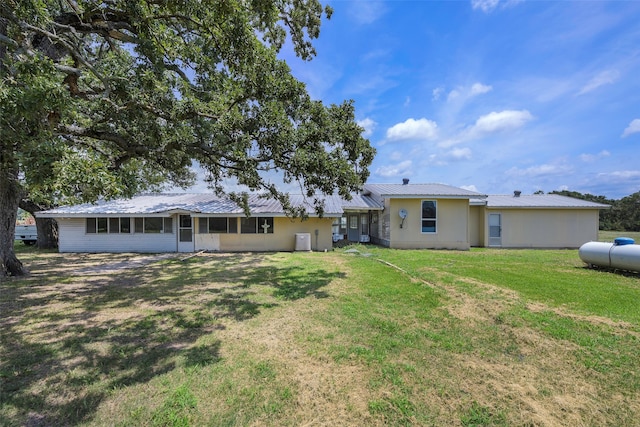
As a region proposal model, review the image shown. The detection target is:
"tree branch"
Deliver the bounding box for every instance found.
[18,21,110,90]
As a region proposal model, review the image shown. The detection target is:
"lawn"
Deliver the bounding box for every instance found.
[1,244,638,426]
[599,230,640,242]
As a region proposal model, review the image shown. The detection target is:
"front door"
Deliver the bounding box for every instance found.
[488,213,502,247]
[347,214,359,242]
[178,215,194,252]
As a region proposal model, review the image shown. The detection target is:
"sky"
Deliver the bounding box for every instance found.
[273,0,640,199]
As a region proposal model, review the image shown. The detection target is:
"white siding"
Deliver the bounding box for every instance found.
[57,216,334,253]
[57,218,177,253]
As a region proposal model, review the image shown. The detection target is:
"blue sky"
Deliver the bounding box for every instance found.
[278,0,640,199]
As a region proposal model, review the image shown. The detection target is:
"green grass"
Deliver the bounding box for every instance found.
[1,244,639,426]
[599,230,640,242]
[359,246,640,324]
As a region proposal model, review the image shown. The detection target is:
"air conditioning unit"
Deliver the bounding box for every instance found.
[295,233,311,251]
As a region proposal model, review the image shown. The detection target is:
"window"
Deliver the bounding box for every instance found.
[97,218,108,233]
[145,217,163,233]
[259,217,274,234]
[349,215,358,229]
[86,217,131,234]
[209,217,227,233]
[179,215,192,242]
[198,217,237,234]
[421,200,437,233]
[109,218,120,234]
[132,217,173,234]
[360,214,368,235]
[120,217,131,233]
[332,217,347,235]
[241,217,256,234]
[241,217,274,234]
[228,217,238,234]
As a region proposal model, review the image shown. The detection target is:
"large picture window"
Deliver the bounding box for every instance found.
[241,217,274,234]
[133,217,173,234]
[86,217,131,234]
[421,201,437,233]
[198,217,238,234]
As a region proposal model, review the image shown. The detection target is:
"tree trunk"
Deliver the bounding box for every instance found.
[0,172,28,277]
[36,218,58,249]
[20,200,59,249]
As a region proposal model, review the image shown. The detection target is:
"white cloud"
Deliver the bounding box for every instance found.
[472,110,534,134]
[438,109,533,148]
[505,163,573,178]
[432,87,444,101]
[375,160,412,177]
[447,89,461,102]
[471,0,524,13]
[622,119,640,138]
[597,170,640,181]
[470,83,493,96]
[386,118,438,141]
[578,70,620,95]
[447,82,492,103]
[460,184,479,192]
[357,117,377,138]
[579,150,610,162]
[471,0,500,13]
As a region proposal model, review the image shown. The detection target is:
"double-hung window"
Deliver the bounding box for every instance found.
[421,201,437,233]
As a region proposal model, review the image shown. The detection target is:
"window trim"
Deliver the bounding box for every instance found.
[421,200,437,234]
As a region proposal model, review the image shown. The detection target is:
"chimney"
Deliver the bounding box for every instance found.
[514,190,521,197]
[402,178,410,185]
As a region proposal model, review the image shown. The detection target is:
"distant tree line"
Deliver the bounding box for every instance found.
[548,190,640,231]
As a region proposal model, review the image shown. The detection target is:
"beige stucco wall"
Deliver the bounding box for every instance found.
[195,217,334,252]
[484,208,600,248]
[388,198,470,250]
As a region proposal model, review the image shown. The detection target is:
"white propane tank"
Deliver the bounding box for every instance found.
[579,237,640,272]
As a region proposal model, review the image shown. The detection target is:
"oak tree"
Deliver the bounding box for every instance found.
[0,0,375,276]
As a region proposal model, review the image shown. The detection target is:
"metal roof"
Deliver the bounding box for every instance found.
[364,183,486,199]
[37,193,381,218]
[341,194,384,210]
[485,194,610,209]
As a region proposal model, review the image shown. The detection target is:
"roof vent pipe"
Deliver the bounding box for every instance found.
[402,178,410,185]
[514,190,521,197]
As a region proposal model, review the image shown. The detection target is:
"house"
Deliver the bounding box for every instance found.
[362,181,486,250]
[469,192,610,248]
[36,193,382,253]
[360,183,608,249]
[37,183,609,253]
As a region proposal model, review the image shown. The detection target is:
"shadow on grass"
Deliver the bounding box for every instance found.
[0,252,342,426]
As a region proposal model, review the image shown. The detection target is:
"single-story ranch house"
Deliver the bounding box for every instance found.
[37,182,609,253]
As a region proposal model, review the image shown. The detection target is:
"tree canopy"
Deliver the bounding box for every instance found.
[0,0,375,276]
